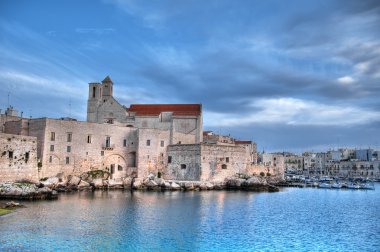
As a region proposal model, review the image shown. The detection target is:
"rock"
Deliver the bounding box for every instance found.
[108,180,124,189]
[225,178,246,189]
[132,178,144,190]
[154,178,166,186]
[169,182,181,190]
[92,178,104,188]
[78,180,90,189]
[145,180,159,190]
[147,173,155,180]
[37,187,52,193]
[184,182,195,190]
[67,176,81,186]
[163,182,171,188]
[42,176,59,188]
[123,177,133,190]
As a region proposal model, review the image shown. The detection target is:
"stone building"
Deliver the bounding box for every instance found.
[166,144,249,182]
[0,133,38,182]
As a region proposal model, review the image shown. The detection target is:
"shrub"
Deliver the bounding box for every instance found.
[260,172,265,177]
[266,172,271,177]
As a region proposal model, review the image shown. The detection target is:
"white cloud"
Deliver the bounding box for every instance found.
[337,76,355,84]
[204,97,380,127]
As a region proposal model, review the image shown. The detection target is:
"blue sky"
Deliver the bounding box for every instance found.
[1,0,380,152]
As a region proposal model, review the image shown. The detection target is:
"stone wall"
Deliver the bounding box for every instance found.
[0,133,38,182]
[166,144,249,182]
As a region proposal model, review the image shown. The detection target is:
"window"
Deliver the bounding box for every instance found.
[123,139,127,147]
[105,136,111,148]
[50,145,54,152]
[101,151,104,156]
[222,164,227,169]
[146,140,150,146]
[25,152,30,162]
[67,133,72,142]
[92,86,96,98]
[50,132,55,141]
[181,164,186,169]
[161,140,164,147]
[110,164,115,174]
[49,156,52,163]
[67,146,71,152]
[87,135,92,144]
[8,151,13,159]
[178,141,182,144]
[66,157,70,164]
[226,157,229,163]
[168,156,172,163]
[118,165,123,171]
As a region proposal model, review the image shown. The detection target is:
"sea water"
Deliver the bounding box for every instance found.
[1,184,379,251]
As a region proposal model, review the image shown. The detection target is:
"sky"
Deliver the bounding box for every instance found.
[0,0,380,152]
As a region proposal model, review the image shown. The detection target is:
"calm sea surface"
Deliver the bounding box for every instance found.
[1,184,379,252]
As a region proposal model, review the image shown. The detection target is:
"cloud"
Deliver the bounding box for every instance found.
[204,98,380,127]
[75,28,115,35]
[337,76,355,84]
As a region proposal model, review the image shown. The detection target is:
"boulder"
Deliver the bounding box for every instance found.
[154,178,166,186]
[92,178,104,188]
[145,180,159,190]
[123,177,133,190]
[41,176,59,188]
[67,176,81,186]
[225,178,246,189]
[184,182,195,190]
[78,180,90,189]
[147,173,155,180]
[132,178,144,190]
[170,182,181,190]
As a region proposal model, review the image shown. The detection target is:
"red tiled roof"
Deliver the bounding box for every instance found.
[128,104,201,116]
[235,140,252,144]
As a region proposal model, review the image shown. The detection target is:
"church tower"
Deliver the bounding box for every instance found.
[101,75,113,98]
[87,81,102,122]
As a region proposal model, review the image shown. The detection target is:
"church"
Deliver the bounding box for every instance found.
[0,76,260,183]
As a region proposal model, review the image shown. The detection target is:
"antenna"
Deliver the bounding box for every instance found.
[7,92,10,107]
[69,98,72,118]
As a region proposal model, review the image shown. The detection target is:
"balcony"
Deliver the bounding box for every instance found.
[102,144,115,150]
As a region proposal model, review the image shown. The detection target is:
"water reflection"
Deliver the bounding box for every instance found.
[1,186,379,251]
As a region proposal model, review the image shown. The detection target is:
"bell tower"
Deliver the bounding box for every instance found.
[101,75,113,98]
[87,82,101,122]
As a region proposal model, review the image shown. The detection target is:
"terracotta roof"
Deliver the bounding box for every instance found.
[128,104,201,116]
[235,140,252,144]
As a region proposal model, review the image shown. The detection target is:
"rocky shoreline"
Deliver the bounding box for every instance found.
[0,172,282,200]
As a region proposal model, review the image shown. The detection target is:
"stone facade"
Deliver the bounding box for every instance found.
[0,133,38,182]
[166,144,249,182]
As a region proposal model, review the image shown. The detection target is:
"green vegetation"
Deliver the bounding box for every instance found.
[0,208,12,216]
[260,172,265,177]
[266,172,271,177]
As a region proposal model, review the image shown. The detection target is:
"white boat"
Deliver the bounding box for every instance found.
[331,182,342,189]
[361,183,375,190]
[319,183,331,188]
[347,183,361,189]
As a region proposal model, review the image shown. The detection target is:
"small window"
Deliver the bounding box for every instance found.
[67,146,71,152]
[105,136,111,147]
[66,157,70,164]
[168,156,172,163]
[8,151,13,159]
[226,157,229,163]
[147,140,150,146]
[161,140,164,147]
[181,164,186,169]
[131,142,134,145]
[92,86,96,98]
[25,152,30,162]
[50,132,55,141]
[101,151,104,156]
[123,139,127,147]
[87,135,92,144]
[178,141,181,144]
[67,133,72,142]
[50,145,54,152]
[118,165,123,171]
[222,164,227,169]
[49,156,52,163]
[147,155,150,159]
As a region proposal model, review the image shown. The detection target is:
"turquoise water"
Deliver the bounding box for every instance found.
[1,185,379,251]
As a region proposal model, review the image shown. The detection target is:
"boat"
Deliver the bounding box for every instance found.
[331,182,342,189]
[347,183,361,189]
[319,183,331,188]
[360,183,375,190]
